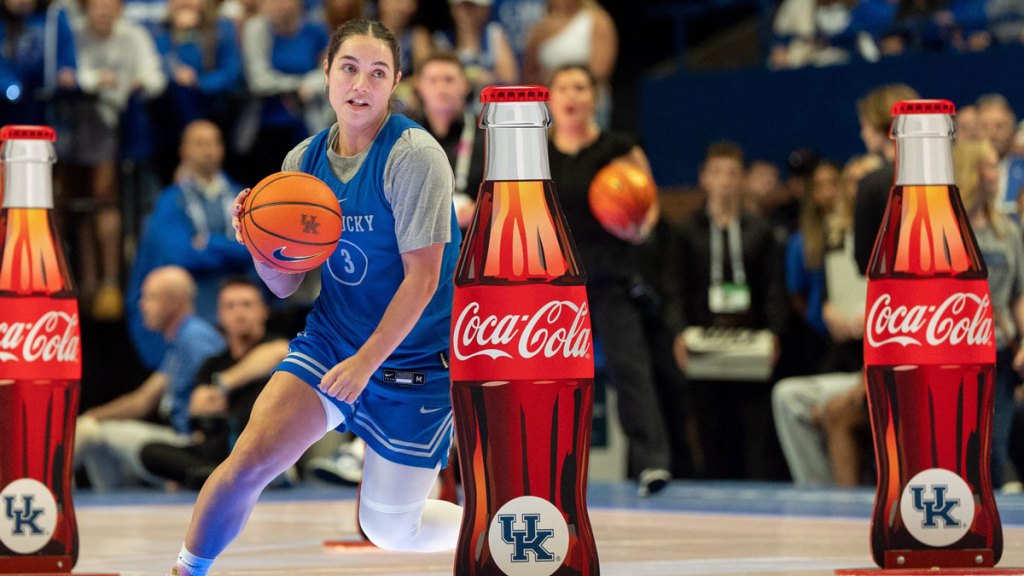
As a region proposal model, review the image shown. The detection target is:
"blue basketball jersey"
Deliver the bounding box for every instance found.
[298,115,460,400]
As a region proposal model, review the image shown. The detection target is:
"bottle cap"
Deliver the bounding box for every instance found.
[891,99,956,117]
[480,85,550,103]
[0,125,57,142]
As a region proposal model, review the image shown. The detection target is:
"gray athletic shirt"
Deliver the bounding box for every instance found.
[282,119,454,253]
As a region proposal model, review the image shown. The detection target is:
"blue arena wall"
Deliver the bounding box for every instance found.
[640,45,1024,187]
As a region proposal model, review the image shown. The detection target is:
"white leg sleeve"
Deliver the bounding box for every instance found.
[358,445,462,552]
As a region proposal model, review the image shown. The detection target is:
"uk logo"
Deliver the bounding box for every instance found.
[488,496,568,576]
[3,494,45,536]
[498,514,555,563]
[0,479,57,554]
[301,214,320,235]
[900,468,974,547]
[910,485,961,528]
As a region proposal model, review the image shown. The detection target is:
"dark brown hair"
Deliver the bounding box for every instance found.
[326,18,401,78]
[703,140,745,168]
[549,63,597,91]
[416,50,465,76]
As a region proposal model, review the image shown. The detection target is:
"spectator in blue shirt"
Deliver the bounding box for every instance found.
[75,265,226,491]
[234,0,328,186]
[150,0,242,183]
[0,0,76,125]
[127,120,252,369]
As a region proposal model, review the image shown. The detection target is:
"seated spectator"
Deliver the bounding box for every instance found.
[432,0,517,101]
[376,0,432,113]
[743,159,790,245]
[120,0,167,26]
[1015,119,1024,159]
[310,0,362,31]
[411,52,485,229]
[75,266,225,491]
[234,0,328,186]
[127,120,253,369]
[977,93,1024,219]
[0,0,77,126]
[879,0,990,55]
[987,0,1024,46]
[524,0,617,128]
[218,0,258,31]
[784,160,842,375]
[140,277,289,490]
[957,102,982,141]
[772,154,876,486]
[65,0,166,320]
[945,0,992,51]
[779,147,821,234]
[771,0,856,68]
[952,137,1024,489]
[769,0,895,69]
[149,0,243,183]
[491,0,545,66]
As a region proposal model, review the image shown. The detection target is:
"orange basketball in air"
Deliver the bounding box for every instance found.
[240,171,342,273]
[588,162,657,235]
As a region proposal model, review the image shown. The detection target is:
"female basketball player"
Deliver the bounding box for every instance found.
[167,19,462,576]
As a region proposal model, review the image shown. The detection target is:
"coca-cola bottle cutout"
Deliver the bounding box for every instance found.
[864,100,1001,568]
[450,86,599,576]
[0,125,83,573]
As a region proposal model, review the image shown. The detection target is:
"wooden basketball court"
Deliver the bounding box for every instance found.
[67,482,1024,575]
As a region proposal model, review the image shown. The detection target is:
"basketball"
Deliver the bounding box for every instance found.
[588,162,657,236]
[240,171,342,273]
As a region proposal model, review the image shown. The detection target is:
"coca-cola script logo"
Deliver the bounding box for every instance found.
[453,300,591,362]
[866,292,993,349]
[0,311,80,364]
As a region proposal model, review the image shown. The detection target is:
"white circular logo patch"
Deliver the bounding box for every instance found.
[0,478,58,554]
[900,468,974,547]
[488,496,569,576]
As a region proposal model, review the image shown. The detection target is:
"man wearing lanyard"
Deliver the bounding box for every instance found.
[412,52,487,231]
[666,141,789,481]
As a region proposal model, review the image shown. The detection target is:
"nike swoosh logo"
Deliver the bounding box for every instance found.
[419,406,444,414]
[272,247,322,262]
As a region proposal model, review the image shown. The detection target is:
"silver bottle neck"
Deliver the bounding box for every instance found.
[892,113,955,186]
[2,139,56,209]
[480,101,551,181]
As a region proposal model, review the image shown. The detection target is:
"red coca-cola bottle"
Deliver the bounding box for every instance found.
[450,86,598,576]
[0,125,82,573]
[864,100,1001,569]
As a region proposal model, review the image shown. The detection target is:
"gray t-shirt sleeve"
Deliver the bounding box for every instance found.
[280,125,453,253]
[282,136,315,172]
[383,129,454,253]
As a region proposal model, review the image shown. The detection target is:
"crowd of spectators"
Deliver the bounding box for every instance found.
[7,0,1024,492]
[770,0,1024,69]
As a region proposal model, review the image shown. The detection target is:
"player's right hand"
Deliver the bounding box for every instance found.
[232,187,251,244]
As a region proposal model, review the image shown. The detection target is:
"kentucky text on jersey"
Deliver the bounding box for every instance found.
[341,215,375,232]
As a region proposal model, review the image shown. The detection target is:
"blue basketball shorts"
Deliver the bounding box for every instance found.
[276,335,454,470]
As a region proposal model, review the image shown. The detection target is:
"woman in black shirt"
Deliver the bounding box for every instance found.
[548,64,682,495]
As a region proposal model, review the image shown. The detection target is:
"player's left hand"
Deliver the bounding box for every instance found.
[319,356,375,403]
